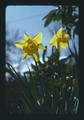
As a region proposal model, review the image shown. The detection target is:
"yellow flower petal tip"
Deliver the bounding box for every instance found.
[24,33,31,41]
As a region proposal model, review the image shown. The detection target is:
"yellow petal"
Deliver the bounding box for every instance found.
[38,43,45,50]
[24,33,31,41]
[22,52,30,59]
[60,42,68,48]
[62,33,69,41]
[15,41,26,49]
[50,34,59,47]
[50,33,57,45]
[50,38,55,45]
[55,42,59,49]
[33,52,39,61]
[50,40,59,49]
[33,32,42,44]
[57,27,62,36]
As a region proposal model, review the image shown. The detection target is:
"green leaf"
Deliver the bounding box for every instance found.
[44,16,53,27]
[43,9,58,20]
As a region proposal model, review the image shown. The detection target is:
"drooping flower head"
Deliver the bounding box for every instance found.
[50,27,69,49]
[15,32,45,61]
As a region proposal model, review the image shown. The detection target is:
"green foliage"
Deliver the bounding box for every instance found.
[5,47,79,114]
[43,9,62,27]
[43,5,79,37]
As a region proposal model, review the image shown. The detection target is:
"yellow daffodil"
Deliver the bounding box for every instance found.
[50,27,69,49]
[15,32,45,61]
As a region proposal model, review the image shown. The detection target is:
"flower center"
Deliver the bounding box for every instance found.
[23,40,38,54]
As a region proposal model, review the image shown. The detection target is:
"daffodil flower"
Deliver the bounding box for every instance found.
[50,27,69,49]
[15,32,45,61]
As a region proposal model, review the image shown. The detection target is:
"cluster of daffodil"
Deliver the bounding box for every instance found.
[15,27,69,62]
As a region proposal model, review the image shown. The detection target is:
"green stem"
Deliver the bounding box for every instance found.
[32,55,45,106]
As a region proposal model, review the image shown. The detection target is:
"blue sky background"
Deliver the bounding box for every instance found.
[6,5,79,74]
